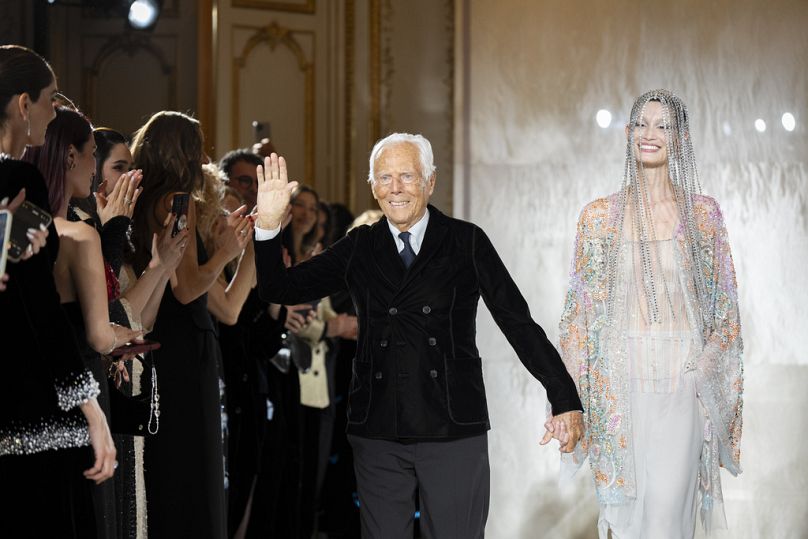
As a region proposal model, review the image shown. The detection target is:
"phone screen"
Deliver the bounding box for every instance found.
[8,201,52,262]
[171,193,190,237]
[0,210,11,275]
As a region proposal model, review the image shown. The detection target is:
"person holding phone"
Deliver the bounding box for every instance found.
[129,111,248,539]
[0,44,118,538]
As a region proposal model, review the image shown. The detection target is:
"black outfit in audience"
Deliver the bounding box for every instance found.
[144,233,227,538]
[0,158,100,538]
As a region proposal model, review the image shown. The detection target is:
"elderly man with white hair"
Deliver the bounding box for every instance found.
[253,133,583,538]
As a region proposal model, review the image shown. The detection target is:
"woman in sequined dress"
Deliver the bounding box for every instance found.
[0,44,118,538]
[559,90,743,539]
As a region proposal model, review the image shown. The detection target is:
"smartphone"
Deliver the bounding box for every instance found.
[171,193,190,237]
[110,339,161,357]
[8,200,52,262]
[0,210,12,275]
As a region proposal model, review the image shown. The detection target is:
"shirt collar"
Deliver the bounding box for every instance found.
[387,207,430,255]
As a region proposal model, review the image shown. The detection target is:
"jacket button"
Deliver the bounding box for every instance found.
[380,339,389,348]
[429,369,438,378]
[388,307,398,315]
[242,374,249,382]
[428,337,437,346]
[374,372,383,380]
[422,305,431,314]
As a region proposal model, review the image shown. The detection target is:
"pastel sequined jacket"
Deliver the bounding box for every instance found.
[559,192,743,527]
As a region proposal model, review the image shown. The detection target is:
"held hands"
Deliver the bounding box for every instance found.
[540,410,584,453]
[96,170,143,224]
[255,153,298,230]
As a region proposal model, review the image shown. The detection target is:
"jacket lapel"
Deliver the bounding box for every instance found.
[370,217,405,288]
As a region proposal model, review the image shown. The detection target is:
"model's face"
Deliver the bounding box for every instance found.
[371,142,434,232]
[627,100,670,169]
[26,79,58,147]
[290,191,318,235]
[68,134,97,199]
[228,159,258,207]
[101,143,133,194]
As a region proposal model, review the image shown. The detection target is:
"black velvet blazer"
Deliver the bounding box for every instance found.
[255,205,582,440]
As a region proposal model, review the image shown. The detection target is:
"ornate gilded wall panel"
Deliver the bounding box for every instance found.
[231,0,315,14]
[232,22,315,186]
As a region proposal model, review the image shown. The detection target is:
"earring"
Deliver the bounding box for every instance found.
[25,116,31,138]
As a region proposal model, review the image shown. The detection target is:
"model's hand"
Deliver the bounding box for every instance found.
[540,410,584,453]
[255,153,298,230]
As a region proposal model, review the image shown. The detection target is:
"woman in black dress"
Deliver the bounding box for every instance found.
[0,44,117,538]
[129,111,247,538]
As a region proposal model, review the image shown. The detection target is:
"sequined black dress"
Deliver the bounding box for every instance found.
[0,158,100,538]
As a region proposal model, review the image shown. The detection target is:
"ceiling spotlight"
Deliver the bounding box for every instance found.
[128,0,160,30]
[781,112,796,132]
[596,109,612,129]
[754,119,766,133]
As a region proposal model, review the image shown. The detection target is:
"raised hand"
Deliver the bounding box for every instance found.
[255,153,298,230]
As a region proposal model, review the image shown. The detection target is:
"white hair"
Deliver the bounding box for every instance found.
[366,132,436,185]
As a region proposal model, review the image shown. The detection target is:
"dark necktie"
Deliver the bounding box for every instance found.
[398,231,416,269]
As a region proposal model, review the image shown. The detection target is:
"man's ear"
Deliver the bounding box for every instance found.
[370,182,379,201]
[425,173,436,196]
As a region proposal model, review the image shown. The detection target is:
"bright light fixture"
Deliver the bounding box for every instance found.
[128,0,159,30]
[782,112,796,132]
[596,109,612,129]
[754,119,766,133]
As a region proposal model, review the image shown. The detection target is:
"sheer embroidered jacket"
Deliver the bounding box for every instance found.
[559,192,743,525]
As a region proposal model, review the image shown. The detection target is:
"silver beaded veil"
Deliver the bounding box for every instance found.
[605,89,710,337]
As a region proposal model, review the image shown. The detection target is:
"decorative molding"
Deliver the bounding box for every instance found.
[232,21,315,185]
[369,0,381,142]
[197,0,216,153]
[231,0,315,14]
[344,0,355,208]
[82,33,177,121]
[444,0,455,211]
[380,0,394,133]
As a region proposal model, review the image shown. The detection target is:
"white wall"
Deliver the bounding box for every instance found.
[458,0,808,537]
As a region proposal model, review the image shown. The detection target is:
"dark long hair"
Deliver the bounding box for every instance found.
[71,127,129,219]
[129,111,203,272]
[22,106,93,215]
[281,184,320,265]
[0,45,55,126]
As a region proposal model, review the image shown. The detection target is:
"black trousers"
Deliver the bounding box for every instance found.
[348,433,490,539]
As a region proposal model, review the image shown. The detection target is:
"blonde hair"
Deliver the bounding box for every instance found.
[348,209,384,231]
[195,162,227,256]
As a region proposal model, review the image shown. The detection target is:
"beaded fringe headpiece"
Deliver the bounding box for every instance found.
[605,89,710,334]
